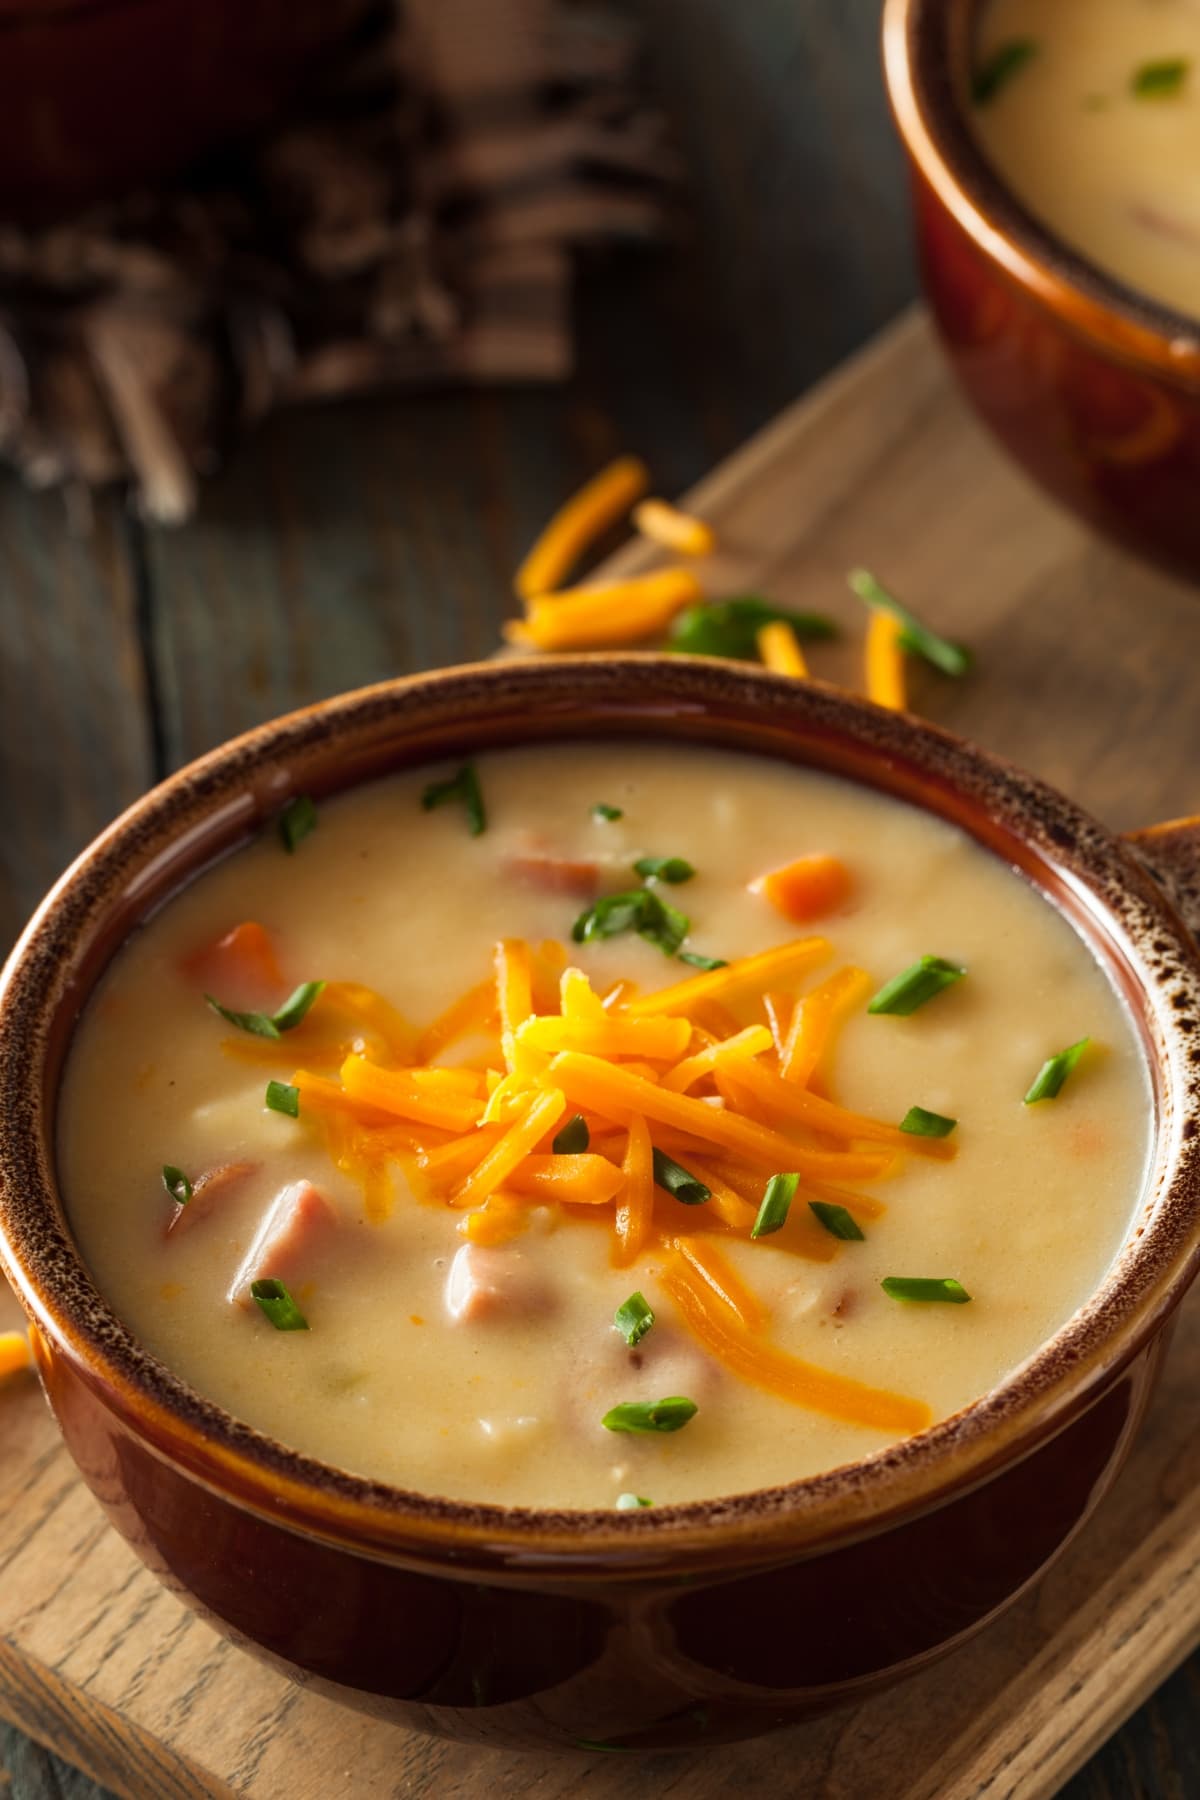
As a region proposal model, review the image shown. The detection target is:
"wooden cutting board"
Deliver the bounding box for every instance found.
[4,308,1200,1800]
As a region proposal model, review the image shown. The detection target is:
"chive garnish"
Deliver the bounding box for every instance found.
[667,596,837,661]
[250,1277,310,1330]
[900,1106,957,1139]
[602,1396,698,1435]
[882,1277,971,1305]
[266,1080,300,1118]
[677,950,728,971]
[420,763,487,836]
[206,979,326,1040]
[592,803,623,822]
[614,1291,655,1347]
[553,1112,590,1154]
[1132,58,1189,99]
[751,1171,799,1239]
[633,855,695,885]
[808,1199,865,1241]
[616,1493,653,1510]
[161,1165,193,1206]
[972,38,1037,105]
[1024,1038,1091,1104]
[867,955,965,1017]
[848,569,971,678]
[572,888,690,957]
[651,1148,710,1206]
[278,795,317,853]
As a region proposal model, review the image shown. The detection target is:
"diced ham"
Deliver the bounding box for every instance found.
[444,1243,554,1325]
[504,854,600,899]
[166,1159,259,1238]
[227,1180,338,1308]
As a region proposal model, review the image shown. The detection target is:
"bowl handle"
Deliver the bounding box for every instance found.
[1124,817,1200,938]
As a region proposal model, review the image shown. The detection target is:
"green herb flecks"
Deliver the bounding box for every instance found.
[668,596,836,662]
[421,762,487,836]
[572,888,690,958]
[677,950,728,971]
[602,1396,698,1434]
[1133,58,1189,99]
[206,979,326,1040]
[553,1112,590,1154]
[867,955,965,1017]
[278,795,317,853]
[614,1291,655,1347]
[592,803,624,822]
[161,1165,193,1206]
[633,855,696,885]
[900,1105,957,1139]
[266,1080,301,1118]
[972,38,1037,106]
[1024,1038,1091,1104]
[751,1171,799,1239]
[652,1148,710,1206]
[250,1277,310,1330]
[808,1199,865,1241]
[848,569,972,678]
[882,1276,972,1305]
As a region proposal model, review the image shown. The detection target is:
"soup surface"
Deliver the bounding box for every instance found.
[59,743,1151,1509]
[973,0,1200,320]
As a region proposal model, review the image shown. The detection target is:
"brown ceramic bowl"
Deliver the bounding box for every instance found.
[1,656,1199,1752]
[883,0,1200,581]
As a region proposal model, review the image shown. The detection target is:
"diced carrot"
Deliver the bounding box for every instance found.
[755,620,808,678]
[667,1236,769,1331]
[661,1258,930,1434]
[0,1331,32,1380]
[515,456,650,601]
[780,966,872,1086]
[505,569,703,652]
[631,497,716,558]
[624,936,830,1018]
[614,1112,654,1266]
[180,921,284,1005]
[749,854,852,925]
[866,609,907,711]
[452,1088,567,1209]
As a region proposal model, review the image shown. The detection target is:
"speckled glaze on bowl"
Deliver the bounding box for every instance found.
[884,0,1200,581]
[1,655,1199,1752]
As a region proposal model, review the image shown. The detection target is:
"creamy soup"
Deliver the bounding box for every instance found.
[973,0,1200,320]
[58,744,1151,1509]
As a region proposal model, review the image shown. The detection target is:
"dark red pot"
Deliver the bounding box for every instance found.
[1,657,1199,1749]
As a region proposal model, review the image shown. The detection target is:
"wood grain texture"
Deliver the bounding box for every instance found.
[4,311,1200,1797]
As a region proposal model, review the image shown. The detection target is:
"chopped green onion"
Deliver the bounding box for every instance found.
[552,1112,590,1154]
[667,596,837,661]
[848,569,971,678]
[161,1165,192,1206]
[882,1276,971,1305]
[751,1171,799,1238]
[808,1199,865,1241]
[867,955,965,1017]
[1024,1038,1091,1104]
[206,979,326,1040]
[278,795,317,853]
[250,1277,310,1330]
[633,855,695,885]
[592,803,623,822]
[614,1291,655,1347]
[602,1396,698,1434]
[972,38,1038,105]
[900,1106,957,1139]
[677,950,728,971]
[652,1148,710,1206]
[266,1080,301,1118]
[1133,58,1189,99]
[420,762,487,836]
[616,1493,653,1510]
[572,888,690,958]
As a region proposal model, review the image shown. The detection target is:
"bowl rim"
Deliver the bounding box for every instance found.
[882,0,1200,387]
[2,652,1200,1577]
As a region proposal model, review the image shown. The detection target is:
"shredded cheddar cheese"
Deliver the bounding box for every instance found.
[515,456,650,602]
[504,568,703,653]
[866,608,908,711]
[755,619,808,678]
[0,1331,33,1382]
[632,497,717,558]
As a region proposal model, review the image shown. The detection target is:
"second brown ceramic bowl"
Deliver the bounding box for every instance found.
[1,656,1200,1751]
[884,0,1200,581]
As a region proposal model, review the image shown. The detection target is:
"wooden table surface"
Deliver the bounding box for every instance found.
[2,3,1198,1793]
